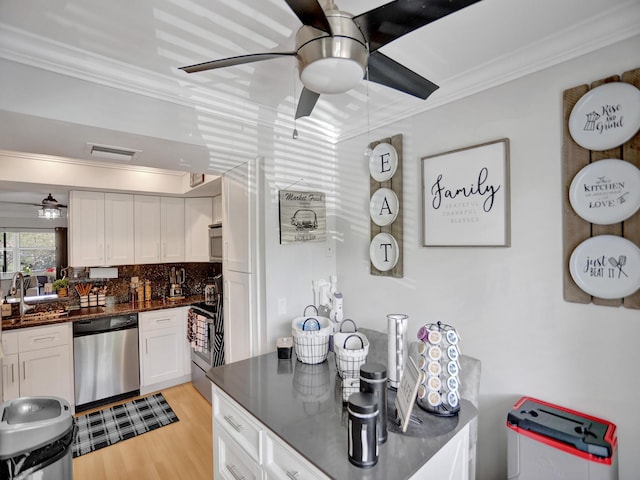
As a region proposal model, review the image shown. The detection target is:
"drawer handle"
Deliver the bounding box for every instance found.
[223,415,243,432]
[156,318,171,323]
[286,471,300,480]
[33,336,55,343]
[226,464,245,480]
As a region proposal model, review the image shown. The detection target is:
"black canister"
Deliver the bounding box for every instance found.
[347,392,379,468]
[360,362,388,443]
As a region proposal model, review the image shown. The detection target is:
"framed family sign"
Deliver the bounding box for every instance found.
[421,138,510,247]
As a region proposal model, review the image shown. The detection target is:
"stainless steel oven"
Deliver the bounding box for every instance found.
[188,299,224,403]
[209,224,222,262]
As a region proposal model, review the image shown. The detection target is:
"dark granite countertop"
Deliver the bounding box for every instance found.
[207,351,477,480]
[1,295,204,331]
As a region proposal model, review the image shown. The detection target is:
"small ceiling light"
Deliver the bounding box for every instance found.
[38,206,61,219]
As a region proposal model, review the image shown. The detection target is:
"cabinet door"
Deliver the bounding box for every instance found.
[214,426,263,480]
[19,345,73,401]
[212,195,223,225]
[161,197,185,262]
[141,328,182,386]
[105,193,135,265]
[134,195,161,264]
[185,197,212,262]
[2,354,20,402]
[223,271,253,363]
[223,159,254,273]
[69,190,105,266]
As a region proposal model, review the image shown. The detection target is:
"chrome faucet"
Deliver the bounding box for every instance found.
[10,272,35,318]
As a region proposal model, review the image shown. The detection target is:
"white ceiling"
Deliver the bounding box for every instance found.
[0,0,638,182]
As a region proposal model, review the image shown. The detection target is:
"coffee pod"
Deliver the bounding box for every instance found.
[427,360,441,376]
[427,330,442,345]
[446,375,459,391]
[447,360,459,376]
[427,390,442,407]
[427,345,442,361]
[445,390,459,409]
[427,375,441,391]
[418,355,428,370]
[417,385,428,399]
[445,329,459,345]
[446,345,459,361]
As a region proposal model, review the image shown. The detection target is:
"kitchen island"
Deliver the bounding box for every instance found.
[207,351,477,480]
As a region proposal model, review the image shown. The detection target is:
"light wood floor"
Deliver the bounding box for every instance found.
[72,383,213,480]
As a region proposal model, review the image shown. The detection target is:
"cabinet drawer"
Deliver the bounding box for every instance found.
[18,324,69,352]
[1,331,18,355]
[264,432,328,480]
[214,388,263,463]
[215,427,263,480]
[140,310,181,331]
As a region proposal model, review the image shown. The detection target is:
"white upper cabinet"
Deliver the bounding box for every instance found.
[223,160,254,273]
[69,191,105,267]
[161,197,185,262]
[70,191,134,267]
[134,195,162,264]
[185,197,213,262]
[134,196,185,264]
[212,194,223,225]
[104,193,135,265]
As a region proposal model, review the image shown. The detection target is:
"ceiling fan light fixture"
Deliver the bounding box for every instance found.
[38,206,61,219]
[300,57,364,94]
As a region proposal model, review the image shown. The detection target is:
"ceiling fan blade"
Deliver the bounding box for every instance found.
[354,0,483,52]
[284,0,332,34]
[180,52,296,74]
[367,51,438,100]
[295,87,321,119]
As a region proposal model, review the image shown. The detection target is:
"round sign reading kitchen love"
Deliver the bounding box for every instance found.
[569,159,640,225]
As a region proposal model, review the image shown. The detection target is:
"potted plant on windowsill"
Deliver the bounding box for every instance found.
[52,278,69,297]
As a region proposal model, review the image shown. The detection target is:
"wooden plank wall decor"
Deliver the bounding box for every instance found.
[369,134,403,278]
[562,66,640,309]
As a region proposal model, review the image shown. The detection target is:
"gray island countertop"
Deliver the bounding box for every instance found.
[207,351,477,480]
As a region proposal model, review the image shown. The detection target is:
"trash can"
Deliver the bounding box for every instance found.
[0,396,75,480]
[506,396,618,480]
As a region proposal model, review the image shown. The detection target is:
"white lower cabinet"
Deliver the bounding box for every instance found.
[216,427,263,480]
[264,431,327,480]
[139,308,190,394]
[1,324,74,406]
[213,386,328,480]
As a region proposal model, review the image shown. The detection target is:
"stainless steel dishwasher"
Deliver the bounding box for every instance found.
[73,313,140,412]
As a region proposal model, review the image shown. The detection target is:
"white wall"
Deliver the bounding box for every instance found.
[333,37,640,480]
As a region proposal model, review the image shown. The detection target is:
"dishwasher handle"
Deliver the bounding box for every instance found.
[73,314,138,337]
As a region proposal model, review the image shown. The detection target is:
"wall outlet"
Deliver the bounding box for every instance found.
[278,297,287,315]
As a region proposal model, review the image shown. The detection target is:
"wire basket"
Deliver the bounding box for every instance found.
[333,332,369,378]
[291,307,331,365]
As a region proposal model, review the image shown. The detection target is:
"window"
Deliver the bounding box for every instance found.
[1,231,56,278]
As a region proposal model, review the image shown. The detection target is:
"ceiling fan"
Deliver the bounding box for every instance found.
[179,0,482,119]
[0,193,67,219]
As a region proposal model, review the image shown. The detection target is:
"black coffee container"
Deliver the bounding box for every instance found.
[347,392,379,468]
[360,362,388,443]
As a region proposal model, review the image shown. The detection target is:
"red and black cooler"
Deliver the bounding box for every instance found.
[506,396,618,480]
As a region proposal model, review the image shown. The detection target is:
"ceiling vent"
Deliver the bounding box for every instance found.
[86,143,141,161]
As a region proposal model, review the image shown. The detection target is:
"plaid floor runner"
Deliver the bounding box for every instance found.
[72,393,179,458]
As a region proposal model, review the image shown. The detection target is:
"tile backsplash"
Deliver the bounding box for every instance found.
[67,262,222,304]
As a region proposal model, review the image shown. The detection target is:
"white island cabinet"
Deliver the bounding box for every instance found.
[211,374,472,480]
